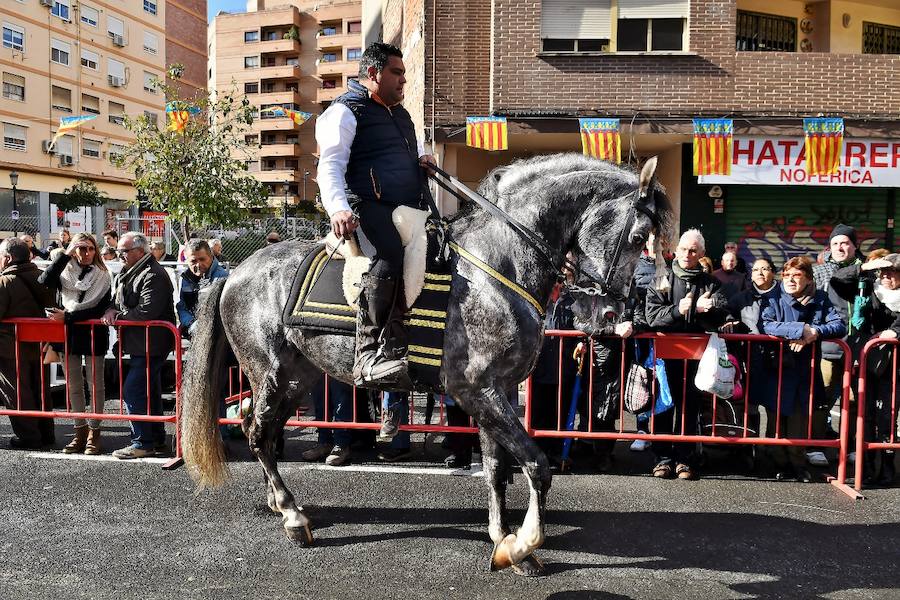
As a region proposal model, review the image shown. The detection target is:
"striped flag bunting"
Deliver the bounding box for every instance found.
[261,106,313,126]
[466,116,508,151]
[48,115,97,151]
[165,102,200,132]
[693,118,733,176]
[804,117,844,176]
[579,118,621,163]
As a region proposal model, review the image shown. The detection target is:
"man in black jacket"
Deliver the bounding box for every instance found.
[102,232,176,459]
[645,229,733,480]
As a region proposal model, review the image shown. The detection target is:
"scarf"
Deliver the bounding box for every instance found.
[753,282,776,296]
[58,258,111,313]
[115,252,154,309]
[785,281,816,306]
[874,281,900,314]
[672,261,705,283]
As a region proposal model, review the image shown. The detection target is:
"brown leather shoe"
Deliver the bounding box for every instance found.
[652,462,674,479]
[84,428,102,456]
[676,463,697,480]
[62,426,89,454]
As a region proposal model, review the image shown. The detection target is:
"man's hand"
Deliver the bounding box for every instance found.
[789,341,806,352]
[614,321,634,338]
[101,308,119,326]
[330,210,358,239]
[46,308,65,322]
[678,292,694,316]
[695,291,714,313]
[719,320,740,334]
[801,324,819,345]
[878,329,899,340]
[419,154,437,174]
[862,257,893,271]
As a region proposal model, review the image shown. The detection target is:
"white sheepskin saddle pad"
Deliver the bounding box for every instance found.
[323,205,429,309]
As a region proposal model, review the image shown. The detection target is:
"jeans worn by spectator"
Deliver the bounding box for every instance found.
[384,391,410,451]
[123,355,166,450]
[311,377,353,448]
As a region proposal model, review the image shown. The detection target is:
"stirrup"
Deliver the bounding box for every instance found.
[354,354,406,386]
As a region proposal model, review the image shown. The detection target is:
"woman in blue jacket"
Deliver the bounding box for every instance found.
[762,256,846,482]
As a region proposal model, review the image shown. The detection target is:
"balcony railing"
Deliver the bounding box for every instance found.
[736,10,796,52]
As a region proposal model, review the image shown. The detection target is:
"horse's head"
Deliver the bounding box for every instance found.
[568,157,670,328]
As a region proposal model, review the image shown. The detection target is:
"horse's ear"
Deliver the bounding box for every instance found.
[639,156,658,198]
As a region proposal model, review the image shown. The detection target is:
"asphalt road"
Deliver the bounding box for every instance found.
[1,422,898,600]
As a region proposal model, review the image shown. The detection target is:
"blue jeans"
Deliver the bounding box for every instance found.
[312,378,353,447]
[123,355,166,449]
[384,391,410,449]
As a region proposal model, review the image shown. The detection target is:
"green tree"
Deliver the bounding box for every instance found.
[114,65,267,239]
[57,179,108,213]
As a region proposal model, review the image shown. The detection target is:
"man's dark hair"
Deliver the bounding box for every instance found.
[186,238,211,255]
[359,42,402,80]
[0,238,30,264]
[102,229,119,240]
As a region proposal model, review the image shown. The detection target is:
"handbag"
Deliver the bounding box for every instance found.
[624,345,652,414]
[867,343,895,377]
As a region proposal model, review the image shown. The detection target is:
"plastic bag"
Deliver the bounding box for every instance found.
[693,333,736,399]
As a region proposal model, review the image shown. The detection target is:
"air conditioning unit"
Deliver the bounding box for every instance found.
[108,75,124,87]
[39,0,53,7]
[59,155,74,167]
[112,34,126,47]
[42,140,56,154]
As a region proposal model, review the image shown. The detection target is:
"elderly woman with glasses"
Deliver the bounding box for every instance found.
[832,250,900,485]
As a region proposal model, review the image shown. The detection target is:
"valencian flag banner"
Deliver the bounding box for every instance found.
[693,118,733,176]
[579,118,621,163]
[261,106,313,126]
[165,101,201,132]
[466,116,508,151]
[48,115,97,151]
[804,117,844,176]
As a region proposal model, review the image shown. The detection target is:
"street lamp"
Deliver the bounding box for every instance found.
[302,170,309,203]
[282,179,289,231]
[9,171,19,237]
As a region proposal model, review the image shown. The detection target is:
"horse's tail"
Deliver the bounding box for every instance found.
[181,277,229,489]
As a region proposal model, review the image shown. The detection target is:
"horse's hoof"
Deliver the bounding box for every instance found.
[489,534,517,572]
[286,524,314,547]
[511,554,546,577]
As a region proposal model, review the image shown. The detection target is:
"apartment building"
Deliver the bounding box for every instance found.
[372,0,900,263]
[165,0,207,97]
[0,0,206,243]
[208,0,361,210]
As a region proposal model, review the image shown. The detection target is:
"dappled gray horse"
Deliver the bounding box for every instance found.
[181,153,670,575]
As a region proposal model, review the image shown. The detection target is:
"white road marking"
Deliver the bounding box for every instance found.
[307,463,484,477]
[26,452,169,464]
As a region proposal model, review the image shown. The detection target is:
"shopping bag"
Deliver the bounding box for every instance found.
[624,346,652,414]
[693,333,736,398]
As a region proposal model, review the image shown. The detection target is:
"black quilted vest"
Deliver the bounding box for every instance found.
[333,80,426,207]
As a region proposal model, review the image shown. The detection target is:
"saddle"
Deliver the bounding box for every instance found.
[283,206,451,389]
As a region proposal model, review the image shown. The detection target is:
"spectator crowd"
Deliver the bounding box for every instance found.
[0,224,897,486]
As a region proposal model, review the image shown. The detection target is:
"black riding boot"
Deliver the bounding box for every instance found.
[877,450,896,486]
[353,274,407,386]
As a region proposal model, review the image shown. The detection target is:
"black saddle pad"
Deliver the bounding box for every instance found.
[283,240,452,388]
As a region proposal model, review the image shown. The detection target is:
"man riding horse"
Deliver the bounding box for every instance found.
[316,42,436,400]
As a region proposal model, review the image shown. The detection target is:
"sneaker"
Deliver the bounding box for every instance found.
[806,451,829,467]
[302,443,334,462]
[324,445,351,467]
[377,408,401,441]
[112,445,154,460]
[378,447,412,462]
[630,433,650,452]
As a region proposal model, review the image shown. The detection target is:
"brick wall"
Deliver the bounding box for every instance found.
[165,0,208,97]
[422,0,900,128]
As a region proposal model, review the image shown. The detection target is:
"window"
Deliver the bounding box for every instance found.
[244,31,259,43]
[245,134,259,146]
[108,143,125,163]
[143,71,156,93]
[143,31,158,55]
[321,53,337,63]
[108,58,125,80]
[541,0,611,52]
[245,160,258,172]
[863,22,900,55]
[3,23,25,52]
[616,18,684,51]
[81,48,99,70]
[82,139,101,158]
[286,57,299,66]
[736,10,795,52]
[321,26,337,36]
[80,5,99,27]
[81,93,100,114]
[109,101,125,125]
[2,72,25,102]
[347,47,362,61]
[3,122,26,151]
[244,56,260,69]
[143,110,158,126]
[52,0,70,22]
[348,21,361,34]
[51,85,72,112]
[143,0,157,16]
[322,79,337,89]
[264,30,279,41]
[51,39,71,66]
[244,82,259,94]
[55,134,74,158]
[107,15,124,38]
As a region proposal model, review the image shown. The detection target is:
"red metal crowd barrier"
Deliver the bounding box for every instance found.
[854,337,900,491]
[0,317,183,467]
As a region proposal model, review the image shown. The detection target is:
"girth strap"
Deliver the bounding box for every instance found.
[449,241,545,318]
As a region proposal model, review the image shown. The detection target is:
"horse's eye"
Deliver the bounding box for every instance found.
[631,234,645,246]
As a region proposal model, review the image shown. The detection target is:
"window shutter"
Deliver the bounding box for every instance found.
[617,0,688,19]
[542,0,612,39]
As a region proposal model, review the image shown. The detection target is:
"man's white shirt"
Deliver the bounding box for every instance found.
[315,102,426,217]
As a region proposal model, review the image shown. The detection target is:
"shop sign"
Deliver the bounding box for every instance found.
[699,136,900,187]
